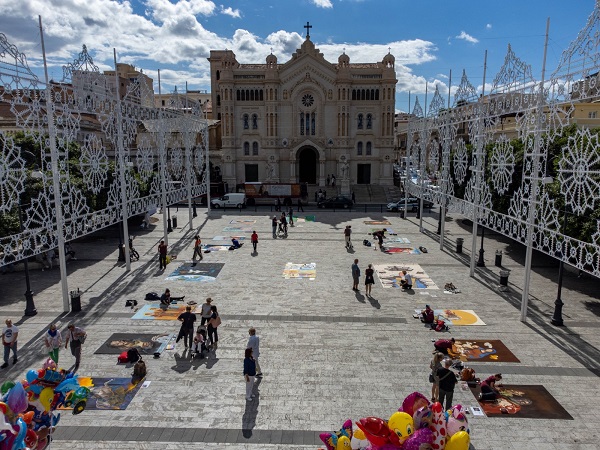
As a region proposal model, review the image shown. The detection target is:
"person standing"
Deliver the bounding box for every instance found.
[272,216,278,239]
[344,225,353,250]
[64,323,86,373]
[1,319,19,368]
[352,259,360,291]
[251,231,258,252]
[243,348,257,401]
[279,213,288,235]
[326,174,330,186]
[429,352,445,402]
[177,306,197,348]
[200,297,213,326]
[207,305,220,349]
[288,206,294,226]
[297,198,304,212]
[434,337,455,355]
[247,328,262,377]
[331,175,336,187]
[192,235,203,263]
[352,191,356,204]
[436,358,458,410]
[158,240,168,270]
[44,324,62,363]
[365,264,375,296]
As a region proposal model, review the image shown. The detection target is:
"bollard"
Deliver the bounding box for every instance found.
[499,269,510,291]
[456,237,464,253]
[172,215,178,228]
[495,250,503,267]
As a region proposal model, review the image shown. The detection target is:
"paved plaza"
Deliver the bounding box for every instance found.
[1,207,599,450]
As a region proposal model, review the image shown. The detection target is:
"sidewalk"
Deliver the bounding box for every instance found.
[0,207,598,449]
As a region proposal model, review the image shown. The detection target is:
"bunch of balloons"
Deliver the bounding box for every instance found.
[320,392,470,450]
[0,358,91,450]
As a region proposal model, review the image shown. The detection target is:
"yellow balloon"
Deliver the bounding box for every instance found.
[388,411,414,444]
[353,429,366,440]
[337,435,351,449]
[38,387,54,412]
[445,430,470,450]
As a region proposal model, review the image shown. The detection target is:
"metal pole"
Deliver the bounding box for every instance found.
[521,18,550,322]
[404,93,411,218]
[158,69,169,246]
[39,15,70,312]
[477,149,487,267]
[439,70,451,249]
[113,49,131,271]
[470,50,488,277]
[419,84,428,232]
[204,103,211,214]
[185,81,194,231]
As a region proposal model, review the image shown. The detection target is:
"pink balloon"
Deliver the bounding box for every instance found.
[403,428,433,450]
[6,382,28,414]
[429,402,446,450]
[401,392,430,416]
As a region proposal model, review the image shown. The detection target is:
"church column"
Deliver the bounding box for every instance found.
[319,159,325,186]
[289,160,296,183]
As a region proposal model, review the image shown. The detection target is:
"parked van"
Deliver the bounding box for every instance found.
[210,193,246,208]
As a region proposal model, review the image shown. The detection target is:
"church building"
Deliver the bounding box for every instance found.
[208,23,397,191]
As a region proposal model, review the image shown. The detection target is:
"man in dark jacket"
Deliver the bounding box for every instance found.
[437,358,458,410]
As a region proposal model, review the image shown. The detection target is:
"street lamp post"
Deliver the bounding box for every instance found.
[17,202,37,316]
[477,227,486,267]
[167,205,173,233]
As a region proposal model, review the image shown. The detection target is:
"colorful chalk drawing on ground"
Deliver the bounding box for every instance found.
[202,244,232,252]
[387,237,411,243]
[95,333,172,355]
[282,262,316,279]
[229,219,256,224]
[364,220,392,225]
[212,235,246,241]
[383,246,421,255]
[132,303,198,320]
[59,377,144,411]
[450,339,520,362]
[165,262,225,282]
[222,226,252,232]
[374,263,439,289]
[434,309,486,326]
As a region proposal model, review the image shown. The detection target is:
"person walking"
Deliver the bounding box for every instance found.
[192,235,203,263]
[326,174,330,186]
[200,297,213,326]
[44,324,62,364]
[297,198,304,212]
[351,191,356,204]
[177,305,197,348]
[158,240,168,270]
[1,319,18,368]
[247,328,262,377]
[429,352,445,402]
[64,323,86,373]
[352,259,360,291]
[279,213,288,236]
[436,358,458,410]
[272,216,278,239]
[288,206,294,226]
[251,231,258,252]
[243,348,257,401]
[207,305,221,349]
[365,264,375,296]
[344,225,353,250]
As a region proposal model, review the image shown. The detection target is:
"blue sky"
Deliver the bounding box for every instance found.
[0,0,596,112]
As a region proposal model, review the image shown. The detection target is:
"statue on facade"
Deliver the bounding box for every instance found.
[341,161,350,180]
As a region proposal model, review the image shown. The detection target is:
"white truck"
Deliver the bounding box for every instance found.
[210,193,246,208]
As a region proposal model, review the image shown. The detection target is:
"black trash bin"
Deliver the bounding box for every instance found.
[456,238,464,253]
[118,243,125,262]
[399,209,405,219]
[495,250,503,267]
[172,215,178,228]
[499,269,510,291]
[70,289,82,312]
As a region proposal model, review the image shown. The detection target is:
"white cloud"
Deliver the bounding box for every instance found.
[311,0,333,8]
[486,23,492,29]
[456,31,479,44]
[221,5,241,18]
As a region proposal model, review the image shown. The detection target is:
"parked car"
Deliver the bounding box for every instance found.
[386,197,433,212]
[317,196,353,209]
[210,193,246,208]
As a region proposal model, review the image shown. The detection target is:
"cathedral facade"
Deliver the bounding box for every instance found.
[208,30,397,191]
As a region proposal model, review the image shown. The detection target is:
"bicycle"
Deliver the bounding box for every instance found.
[128,236,140,261]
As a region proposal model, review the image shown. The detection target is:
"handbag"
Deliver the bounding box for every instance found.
[215,316,222,327]
[428,373,434,383]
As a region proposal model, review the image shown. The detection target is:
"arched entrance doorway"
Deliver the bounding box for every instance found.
[298,147,318,184]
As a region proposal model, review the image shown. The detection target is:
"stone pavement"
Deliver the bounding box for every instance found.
[0,206,599,450]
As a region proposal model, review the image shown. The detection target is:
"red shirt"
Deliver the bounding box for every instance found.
[481,375,497,388]
[435,339,453,350]
[251,233,258,242]
[158,243,167,256]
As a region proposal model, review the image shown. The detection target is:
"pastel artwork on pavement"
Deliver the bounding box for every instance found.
[202,244,232,252]
[222,226,252,232]
[94,333,173,355]
[450,339,519,362]
[229,219,256,224]
[165,262,224,281]
[132,303,198,320]
[374,263,439,289]
[435,309,486,326]
[364,220,391,225]
[58,377,144,411]
[212,235,246,241]
[387,237,411,243]
[283,262,316,279]
[383,246,421,254]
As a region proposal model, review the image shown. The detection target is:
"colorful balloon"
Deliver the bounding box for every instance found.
[25,371,38,384]
[355,417,390,447]
[0,382,15,395]
[319,419,353,450]
[445,430,470,450]
[413,405,433,429]
[401,392,430,416]
[388,411,414,445]
[446,405,469,437]
[403,427,433,450]
[6,383,27,414]
[350,428,368,450]
[38,388,54,413]
[429,402,446,450]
